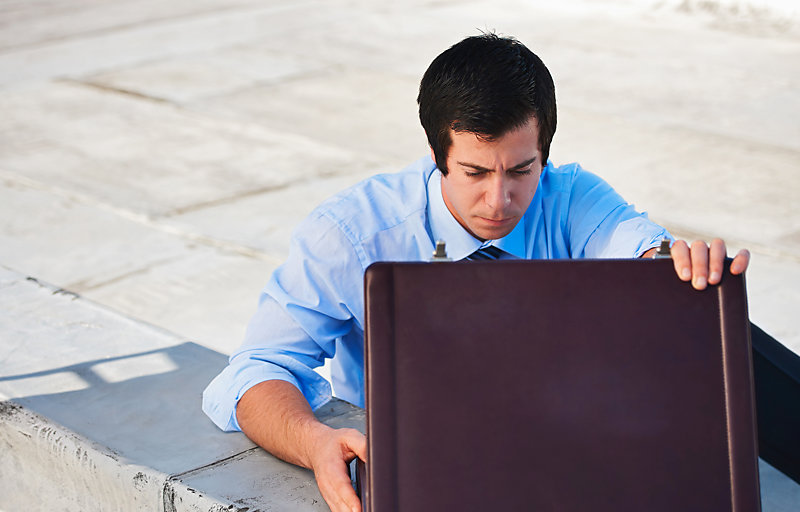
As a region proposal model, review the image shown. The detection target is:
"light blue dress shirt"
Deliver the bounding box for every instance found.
[202,155,671,431]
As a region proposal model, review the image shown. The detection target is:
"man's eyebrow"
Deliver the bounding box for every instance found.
[457,156,538,173]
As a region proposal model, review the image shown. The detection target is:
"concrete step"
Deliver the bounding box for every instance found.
[0,266,363,511]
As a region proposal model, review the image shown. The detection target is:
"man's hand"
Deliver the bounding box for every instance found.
[643,238,750,290]
[306,426,366,512]
[237,380,366,512]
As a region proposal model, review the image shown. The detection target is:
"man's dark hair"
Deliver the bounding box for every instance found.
[418,33,557,175]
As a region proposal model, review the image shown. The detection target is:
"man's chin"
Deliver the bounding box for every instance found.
[471,220,518,241]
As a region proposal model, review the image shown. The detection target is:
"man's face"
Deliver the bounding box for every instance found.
[438,117,543,241]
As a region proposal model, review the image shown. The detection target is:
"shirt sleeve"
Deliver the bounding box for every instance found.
[565,167,672,258]
[202,210,365,432]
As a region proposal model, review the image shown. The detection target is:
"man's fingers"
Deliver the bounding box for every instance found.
[315,458,361,512]
[343,429,367,462]
[671,239,691,282]
[690,240,710,290]
[310,428,366,512]
[671,238,749,288]
[708,238,726,285]
[730,248,751,275]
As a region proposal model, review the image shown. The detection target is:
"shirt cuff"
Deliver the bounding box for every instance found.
[202,356,333,432]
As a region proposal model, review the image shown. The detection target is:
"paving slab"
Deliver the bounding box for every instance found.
[240,3,469,79]
[542,10,800,151]
[85,44,331,105]
[0,0,263,52]
[192,67,429,166]
[82,249,276,355]
[0,1,349,87]
[0,81,372,219]
[0,172,193,293]
[0,172,276,355]
[163,170,379,258]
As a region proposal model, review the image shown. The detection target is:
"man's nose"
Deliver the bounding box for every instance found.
[485,175,511,210]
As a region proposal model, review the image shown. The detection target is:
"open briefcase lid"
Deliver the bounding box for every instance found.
[362,258,760,511]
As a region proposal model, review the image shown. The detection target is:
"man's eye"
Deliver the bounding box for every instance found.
[512,168,533,176]
[465,170,484,177]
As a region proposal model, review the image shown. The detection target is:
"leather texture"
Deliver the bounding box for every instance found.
[362,258,760,512]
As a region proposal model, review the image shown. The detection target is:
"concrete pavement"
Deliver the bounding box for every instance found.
[1,0,798,356]
[1,0,799,509]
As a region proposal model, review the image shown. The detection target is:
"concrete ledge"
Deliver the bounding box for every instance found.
[0,266,363,511]
[0,397,364,511]
[1,402,166,510]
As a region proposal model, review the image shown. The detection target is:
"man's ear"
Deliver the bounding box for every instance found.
[430,146,447,176]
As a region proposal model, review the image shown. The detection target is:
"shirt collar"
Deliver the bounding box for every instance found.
[426,169,527,261]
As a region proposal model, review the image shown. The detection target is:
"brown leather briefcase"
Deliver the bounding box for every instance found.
[361,258,760,511]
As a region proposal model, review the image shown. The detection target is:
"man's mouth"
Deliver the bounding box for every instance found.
[478,216,515,226]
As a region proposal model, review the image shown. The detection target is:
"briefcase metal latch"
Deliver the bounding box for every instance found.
[653,238,672,259]
[430,240,452,262]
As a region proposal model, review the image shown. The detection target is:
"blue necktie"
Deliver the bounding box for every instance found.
[466,245,506,261]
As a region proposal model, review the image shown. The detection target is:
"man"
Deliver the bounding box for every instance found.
[203,34,750,512]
